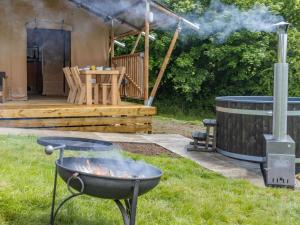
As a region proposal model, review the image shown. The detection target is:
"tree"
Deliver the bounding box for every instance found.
[117,0,300,114]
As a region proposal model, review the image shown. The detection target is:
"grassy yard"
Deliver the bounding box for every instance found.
[0,135,300,225]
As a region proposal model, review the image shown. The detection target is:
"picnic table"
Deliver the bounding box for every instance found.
[80,69,120,105]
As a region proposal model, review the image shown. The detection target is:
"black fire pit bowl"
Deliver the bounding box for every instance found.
[37,136,162,225]
[57,157,162,200]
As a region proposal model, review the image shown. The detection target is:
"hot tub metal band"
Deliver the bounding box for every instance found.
[216,106,300,116]
[217,148,266,162]
[216,106,300,163]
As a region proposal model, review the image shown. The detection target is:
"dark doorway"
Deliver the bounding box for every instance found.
[27,28,71,97]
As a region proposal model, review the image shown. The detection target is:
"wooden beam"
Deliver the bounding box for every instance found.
[53,124,152,133]
[125,74,143,93]
[0,105,157,119]
[131,33,142,54]
[116,30,141,39]
[144,0,150,104]
[147,24,181,106]
[0,116,152,128]
[150,1,200,31]
[150,1,179,21]
[116,17,142,32]
[112,52,142,60]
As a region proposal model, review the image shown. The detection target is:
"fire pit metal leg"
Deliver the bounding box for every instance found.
[50,167,58,225]
[130,180,140,225]
[53,193,83,221]
[50,171,85,225]
[124,199,131,216]
[115,200,130,225]
[114,180,140,225]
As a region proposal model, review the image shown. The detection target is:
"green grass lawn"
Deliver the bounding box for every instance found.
[154,115,202,125]
[0,135,300,225]
[155,111,215,123]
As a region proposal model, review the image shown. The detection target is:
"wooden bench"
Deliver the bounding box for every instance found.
[187,119,217,152]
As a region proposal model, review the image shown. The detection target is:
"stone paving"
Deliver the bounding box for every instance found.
[141,134,265,186]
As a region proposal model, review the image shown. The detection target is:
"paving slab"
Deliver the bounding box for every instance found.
[142,134,265,186]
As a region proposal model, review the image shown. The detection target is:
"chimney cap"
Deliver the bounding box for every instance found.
[273,21,290,33]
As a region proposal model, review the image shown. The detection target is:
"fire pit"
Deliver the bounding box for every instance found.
[38,137,162,225]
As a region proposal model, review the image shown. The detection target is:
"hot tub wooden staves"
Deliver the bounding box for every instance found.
[216,96,300,164]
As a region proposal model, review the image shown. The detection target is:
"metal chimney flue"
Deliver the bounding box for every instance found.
[263,21,295,188]
[272,21,289,140]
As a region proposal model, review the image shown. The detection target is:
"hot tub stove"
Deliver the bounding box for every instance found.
[216,22,297,188]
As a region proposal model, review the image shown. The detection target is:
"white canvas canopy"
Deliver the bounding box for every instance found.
[70,0,199,38]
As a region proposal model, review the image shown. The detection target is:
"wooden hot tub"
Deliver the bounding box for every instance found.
[216,96,300,164]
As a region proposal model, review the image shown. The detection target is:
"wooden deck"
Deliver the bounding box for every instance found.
[0,97,156,133]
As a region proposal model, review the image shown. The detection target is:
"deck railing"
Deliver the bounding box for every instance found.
[112,53,144,100]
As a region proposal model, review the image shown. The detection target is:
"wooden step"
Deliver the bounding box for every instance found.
[0,101,156,133]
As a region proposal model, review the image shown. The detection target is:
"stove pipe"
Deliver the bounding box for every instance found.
[272,22,290,140]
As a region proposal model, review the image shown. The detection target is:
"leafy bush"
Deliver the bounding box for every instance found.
[117,0,300,119]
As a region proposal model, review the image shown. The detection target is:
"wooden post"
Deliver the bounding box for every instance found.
[131,33,142,54]
[85,74,92,105]
[111,74,118,105]
[110,19,115,66]
[144,0,150,104]
[147,23,181,106]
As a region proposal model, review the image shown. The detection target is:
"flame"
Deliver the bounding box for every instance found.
[83,159,146,179]
[86,159,114,177]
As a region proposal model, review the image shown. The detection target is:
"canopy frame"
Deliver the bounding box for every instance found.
[69,0,198,104]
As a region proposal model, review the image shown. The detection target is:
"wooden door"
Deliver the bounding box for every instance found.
[41,29,70,96]
[27,29,71,96]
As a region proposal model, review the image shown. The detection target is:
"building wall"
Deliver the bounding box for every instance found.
[0,0,109,100]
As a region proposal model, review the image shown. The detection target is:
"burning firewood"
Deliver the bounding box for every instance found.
[86,160,115,177]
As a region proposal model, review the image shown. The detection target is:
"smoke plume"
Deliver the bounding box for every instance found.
[190,0,284,42]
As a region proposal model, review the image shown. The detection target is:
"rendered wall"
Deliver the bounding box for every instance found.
[0,0,109,100]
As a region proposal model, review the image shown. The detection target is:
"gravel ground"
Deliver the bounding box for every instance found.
[115,117,207,158]
[115,142,180,157]
[152,117,206,138]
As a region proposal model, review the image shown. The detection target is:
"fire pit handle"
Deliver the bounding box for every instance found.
[67,172,85,194]
[45,145,66,155]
